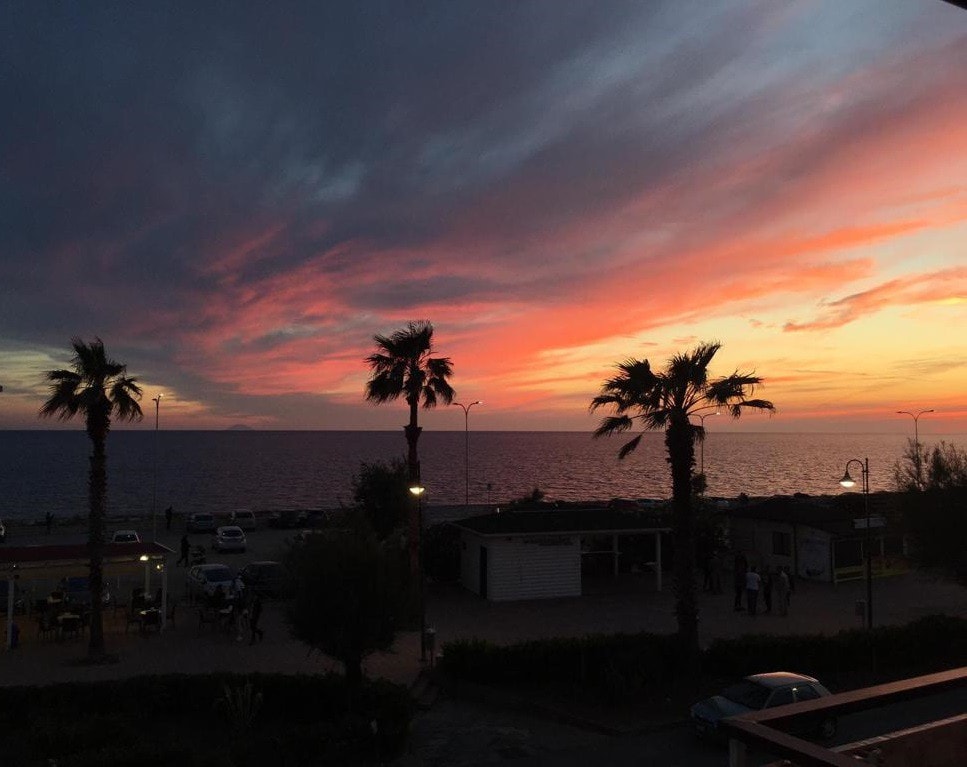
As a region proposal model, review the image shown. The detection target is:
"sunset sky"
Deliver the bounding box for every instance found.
[1,1,965,433]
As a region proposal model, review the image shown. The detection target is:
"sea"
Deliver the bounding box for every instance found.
[0,430,961,524]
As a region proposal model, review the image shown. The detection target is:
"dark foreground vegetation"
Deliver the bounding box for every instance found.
[0,672,412,767]
[441,614,967,705]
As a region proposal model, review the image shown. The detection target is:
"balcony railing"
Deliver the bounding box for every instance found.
[722,666,967,767]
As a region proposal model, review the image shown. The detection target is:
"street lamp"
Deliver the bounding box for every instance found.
[839,458,872,630]
[693,411,719,477]
[453,401,482,505]
[896,409,934,490]
[409,484,427,661]
[151,394,163,541]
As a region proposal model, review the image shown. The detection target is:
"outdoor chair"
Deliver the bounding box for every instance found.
[197,607,216,634]
[60,615,81,640]
[124,608,143,634]
[37,613,56,641]
[140,608,161,635]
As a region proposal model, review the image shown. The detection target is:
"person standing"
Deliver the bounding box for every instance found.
[164,506,173,531]
[249,594,264,645]
[177,534,190,567]
[776,566,790,617]
[733,553,748,611]
[745,565,761,616]
[45,512,53,535]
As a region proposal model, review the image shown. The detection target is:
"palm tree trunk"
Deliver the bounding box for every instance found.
[667,417,700,667]
[404,398,422,576]
[86,414,109,658]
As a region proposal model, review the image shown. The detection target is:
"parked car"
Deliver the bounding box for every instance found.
[211,525,247,553]
[230,509,257,531]
[111,529,141,543]
[239,561,291,599]
[268,510,303,529]
[186,564,236,601]
[187,512,215,533]
[689,672,836,740]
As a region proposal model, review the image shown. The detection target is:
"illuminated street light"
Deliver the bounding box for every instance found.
[409,484,427,661]
[839,458,872,631]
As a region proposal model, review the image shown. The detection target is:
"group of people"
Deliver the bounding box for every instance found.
[731,554,793,617]
[208,579,264,645]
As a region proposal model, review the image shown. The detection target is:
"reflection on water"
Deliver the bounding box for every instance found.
[0,430,961,520]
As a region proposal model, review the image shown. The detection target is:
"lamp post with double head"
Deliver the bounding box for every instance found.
[409,484,427,661]
[839,458,872,630]
[151,394,163,542]
[896,409,934,490]
[453,401,481,505]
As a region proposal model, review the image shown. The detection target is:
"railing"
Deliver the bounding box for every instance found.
[722,667,967,767]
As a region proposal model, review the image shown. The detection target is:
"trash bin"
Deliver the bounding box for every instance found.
[423,627,437,667]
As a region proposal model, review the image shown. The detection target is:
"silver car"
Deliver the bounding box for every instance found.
[211,525,247,553]
[187,564,236,601]
[690,671,836,740]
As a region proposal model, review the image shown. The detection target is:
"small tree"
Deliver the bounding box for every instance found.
[351,458,410,540]
[895,440,967,586]
[285,531,407,686]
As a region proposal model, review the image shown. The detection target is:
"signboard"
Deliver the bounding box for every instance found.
[853,517,886,529]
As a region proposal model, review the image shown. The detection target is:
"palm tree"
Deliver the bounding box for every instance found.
[365,320,454,573]
[590,342,774,663]
[40,338,142,657]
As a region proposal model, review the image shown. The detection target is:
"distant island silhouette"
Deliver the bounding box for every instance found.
[227,424,254,431]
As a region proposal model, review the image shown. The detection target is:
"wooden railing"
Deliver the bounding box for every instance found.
[722,667,967,767]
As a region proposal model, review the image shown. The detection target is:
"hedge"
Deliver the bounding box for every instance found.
[440,615,967,702]
[0,672,413,767]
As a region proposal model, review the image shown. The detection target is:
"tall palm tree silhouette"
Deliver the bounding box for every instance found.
[40,338,142,657]
[591,342,773,662]
[365,321,454,572]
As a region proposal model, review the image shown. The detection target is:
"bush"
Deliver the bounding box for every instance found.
[703,615,967,679]
[441,632,685,702]
[0,673,413,766]
[440,616,967,703]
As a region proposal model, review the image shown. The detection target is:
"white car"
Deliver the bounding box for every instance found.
[111,530,141,543]
[187,512,215,533]
[230,509,257,531]
[187,563,236,601]
[211,525,247,553]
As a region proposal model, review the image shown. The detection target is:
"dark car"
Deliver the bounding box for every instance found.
[268,510,303,529]
[690,672,837,741]
[239,561,291,598]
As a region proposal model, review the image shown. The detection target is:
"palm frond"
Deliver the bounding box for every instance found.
[618,434,643,459]
[593,414,634,437]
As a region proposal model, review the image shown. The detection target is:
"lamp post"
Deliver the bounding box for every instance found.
[453,401,482,505]
[409,484,427,661]
[151,394,163,542]
[839,458,872,630]
[693,411,719,477]
[896,409,934,490]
